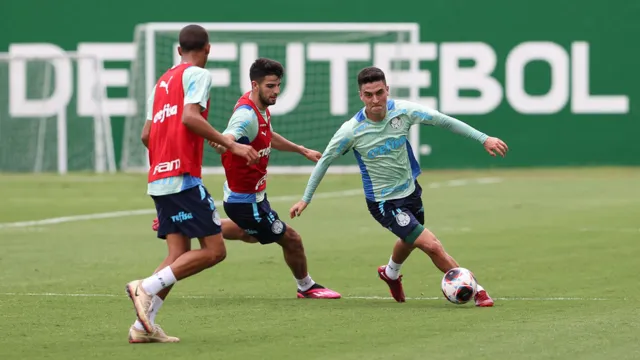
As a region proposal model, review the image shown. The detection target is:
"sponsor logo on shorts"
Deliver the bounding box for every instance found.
[395,212,411,227]
[271,220,284,234]
[171,211,193,223]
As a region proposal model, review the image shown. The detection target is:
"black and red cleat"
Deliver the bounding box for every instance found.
[297,283,341,299]
[378,265,406,303]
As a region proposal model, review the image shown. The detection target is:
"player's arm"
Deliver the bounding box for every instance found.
[407,102,509,157]
[181,69,258,163]
[289,123,354,218]
[271,131,321,162]
[210,109,259,153]
[140,86,156,149]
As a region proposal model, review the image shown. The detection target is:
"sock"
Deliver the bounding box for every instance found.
[384,256,402,280]
[296,274,315,292]
[149,295,164,325]
[132,295,163,331]
[141,266,177,296]
[476,284,485,293]
[133,320,145,331]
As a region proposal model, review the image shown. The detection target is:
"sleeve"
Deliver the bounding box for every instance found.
[222,108,259,142]
[145,85,156,121]
[301,122,355,203]
[404,101,488,143]
[182,67,212,110]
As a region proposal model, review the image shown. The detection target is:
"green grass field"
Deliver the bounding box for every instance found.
[1,167,639,359]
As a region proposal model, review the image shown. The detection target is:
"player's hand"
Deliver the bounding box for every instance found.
[152,217,159,231]
[229,143,259,165]
[483,137,509,157]
[208,140,227,154]
[301,147,322,163]
[289,200,309,218]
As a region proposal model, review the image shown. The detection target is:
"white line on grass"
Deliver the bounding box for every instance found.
[0,292,614,301]
[0,177,502,230]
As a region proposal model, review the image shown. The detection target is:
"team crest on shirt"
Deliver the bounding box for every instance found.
[395,212,411,227]
[390,117,403,129]
[271,220,284,234]
[212,210,221,226]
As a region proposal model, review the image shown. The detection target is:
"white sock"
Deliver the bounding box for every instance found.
[132,295,163,331]
[296,274,315,292]
[141,266,177,296]
[149,295,164,324]
[133,320,145,331]
[477,284,485,293]
[384,256,402,280]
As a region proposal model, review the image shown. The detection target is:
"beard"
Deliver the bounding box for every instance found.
[259,91,276,106]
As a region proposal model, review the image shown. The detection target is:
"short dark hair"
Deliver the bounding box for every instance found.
[357,66,386,88]
[250,58,285,82]
[178,25,209,52]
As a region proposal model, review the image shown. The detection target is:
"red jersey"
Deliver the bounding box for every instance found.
[221,92,272,193]
[147,63,210,183]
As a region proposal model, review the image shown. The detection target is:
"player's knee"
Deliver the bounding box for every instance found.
[281,228,304,253]
[414,229,445,256]
[203,248,227,268]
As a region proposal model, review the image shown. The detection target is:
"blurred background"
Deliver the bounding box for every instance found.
[1,1,639,359]
[1,0,637,173]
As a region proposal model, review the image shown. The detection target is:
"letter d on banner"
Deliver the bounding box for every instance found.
[9,43,72,174]
[9,44,72,117]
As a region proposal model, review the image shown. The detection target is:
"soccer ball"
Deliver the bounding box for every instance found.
[441,267,478,304]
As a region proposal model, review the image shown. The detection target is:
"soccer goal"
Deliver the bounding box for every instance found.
[0,50,116,174]
[121,22,422,174]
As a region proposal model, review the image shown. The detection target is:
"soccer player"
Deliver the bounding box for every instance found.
[125,24,259,343]
[289,66,509,306]
[213,58,341,299]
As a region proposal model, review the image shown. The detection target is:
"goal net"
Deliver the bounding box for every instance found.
[0,51,115,174]
[121,22,421,174]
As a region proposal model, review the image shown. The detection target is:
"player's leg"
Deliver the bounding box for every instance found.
[129,235,190,341]
[221,218,259,243]
[410,228,493,306]
[126,185,228,335]
[128,233,189,343]
[379,183,493,306]
[152,216,257,243]
[244,197,340,299]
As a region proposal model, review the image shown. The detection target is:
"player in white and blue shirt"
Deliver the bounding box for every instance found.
[290,67,509,306]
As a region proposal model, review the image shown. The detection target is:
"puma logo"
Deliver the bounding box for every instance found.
[159,76,173,94]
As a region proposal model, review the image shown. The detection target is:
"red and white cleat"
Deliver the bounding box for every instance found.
[377,265,405,303]
[474,290,494,307]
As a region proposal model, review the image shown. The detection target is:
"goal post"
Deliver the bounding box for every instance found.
[121,22,422,174]
[0,51,116,174]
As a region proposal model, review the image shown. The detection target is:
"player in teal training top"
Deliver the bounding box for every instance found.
[289,66,508,306]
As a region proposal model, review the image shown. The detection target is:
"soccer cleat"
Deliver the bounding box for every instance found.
[474,289,495,307]
[378,265,406,302]
[129,324,180,343]
[125,280,154,333]
[152,218,159,231]
[297,283,341,299]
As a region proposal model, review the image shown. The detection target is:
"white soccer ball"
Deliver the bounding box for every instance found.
[441,267,478,304]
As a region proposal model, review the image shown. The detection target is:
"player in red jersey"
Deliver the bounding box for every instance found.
[125,24,258,343]
[214,58,341,299]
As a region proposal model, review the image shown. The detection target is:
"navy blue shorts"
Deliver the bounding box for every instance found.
[223,195,286,245]
[151,185,222,240]
[367,181,425,242]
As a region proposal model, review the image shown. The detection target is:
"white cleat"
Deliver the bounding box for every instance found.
[125,280,154,333]
[129,324,180,343]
